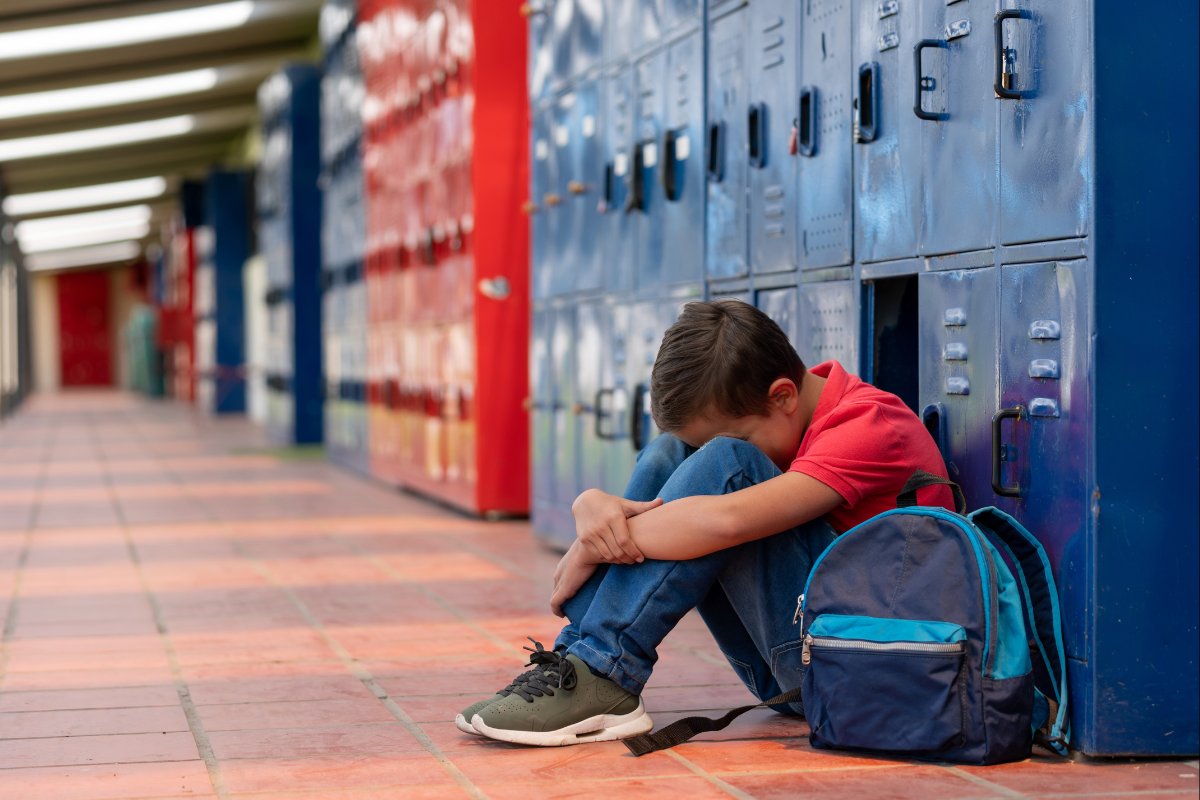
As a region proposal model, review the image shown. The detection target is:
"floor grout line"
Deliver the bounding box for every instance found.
[663,749,761,799]
[940,764,1029,799]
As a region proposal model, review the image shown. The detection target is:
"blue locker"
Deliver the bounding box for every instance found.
[528,0,557,102]
[604,0,639,63]
[551,305,578,523]
[796,280,858,372]
[705,2,749,280]
[662,29,705,286]
[258,65,323,446]
[664,0,701,32]
[560,79,605,293]
[916,0,997,256]
[574,0,605,77]
[998,0,1090,245]
[637,0,663,47]
[851,0,919,262]
[200,170,250,415]
[748,0,799,275]
[531,105,559,300]
[553,0,576,85]
[551,93,578,296]
[575,299,609,496]
[602,66,636,292]
[531,308,556,512]
[797,0,853,270]
[634,49,667,289]
[755,285,798,348]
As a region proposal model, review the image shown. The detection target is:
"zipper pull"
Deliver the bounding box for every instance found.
[792,594,804,626]
[802,634,813,665]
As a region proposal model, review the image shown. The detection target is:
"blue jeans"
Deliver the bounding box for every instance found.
[555,434,838,710]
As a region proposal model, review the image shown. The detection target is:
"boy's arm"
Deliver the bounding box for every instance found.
[574,472,843,565]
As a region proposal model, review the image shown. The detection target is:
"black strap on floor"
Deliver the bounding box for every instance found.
[623,686,805,756]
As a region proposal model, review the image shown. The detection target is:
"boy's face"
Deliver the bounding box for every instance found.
[673,379,804,472]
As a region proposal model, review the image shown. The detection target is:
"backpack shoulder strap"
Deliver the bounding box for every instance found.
[969,506,1071,756]
[897,469,966,514]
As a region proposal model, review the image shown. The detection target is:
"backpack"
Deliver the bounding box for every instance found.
[626,471,1071,765]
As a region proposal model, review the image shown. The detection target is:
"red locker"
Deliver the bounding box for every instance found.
[57,269,111,387]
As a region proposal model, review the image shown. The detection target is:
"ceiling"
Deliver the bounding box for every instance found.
[0,0,322,267]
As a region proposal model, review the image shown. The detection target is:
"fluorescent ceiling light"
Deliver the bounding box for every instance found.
[20,222,151,253]
[17,204,152,240]
[0,1,255,62]
[2,177,167,217]
[25,241,141,272]
[0,69,219,121]
[0,115,194,161]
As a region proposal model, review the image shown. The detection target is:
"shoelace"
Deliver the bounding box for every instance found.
[505,638,577,703]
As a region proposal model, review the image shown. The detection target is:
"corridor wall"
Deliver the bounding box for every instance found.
[0,204,32,419]
[526,0,1199,758]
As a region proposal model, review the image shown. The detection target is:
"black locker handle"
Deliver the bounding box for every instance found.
[914,40,949,121]
[624,143,645,213]
[748,103,766,168]
[994,9,1032,99]
[631,383,649,451]
[595,388,615,440]
[921,402,948,462]
[797,86,816,157]
[707,121,725,182]
[991,406,1025,497]
[603,162,614,209]
[661,128,680,202]
[856,62,880,142]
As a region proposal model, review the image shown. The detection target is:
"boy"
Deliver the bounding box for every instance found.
[458,300,954,746]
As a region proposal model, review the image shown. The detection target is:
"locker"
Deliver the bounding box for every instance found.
[917,267,998,514]
[551,93,579,295]
[916,0,998,255]
[553,0,576,84]
[797,280,858,373]
[575,300,609,496]
[755,285,798,349]
[602,66,636,292]
[574,0,605,77]
[998,0,1091,245]
[604,302,639,492]
[705,3,749,280]
[995,259,1091,663]
[531,106,558,299]
[562,79,605,293]
[529,0,556,101]
[748,0,799,274]
[634,50,667,288]
[628,298,684,451]
[551,305,578,509]
[664,0,701,32]
[662,30,705,286]
[851,0,919,262]
[637,0,663,46]
[604,0,639,63]
[797,0,853,270]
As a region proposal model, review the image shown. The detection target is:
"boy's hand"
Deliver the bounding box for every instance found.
[570,488,662,565]
[550,541,598,617]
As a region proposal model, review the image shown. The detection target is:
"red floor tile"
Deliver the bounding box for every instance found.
[0,731,200,769]
[0,760,214,800]
[723,764,996,799]
[0,705,190,738]
[207,722,421,759]
[959,759,1200,795]
[219,752,456,792]
[197,697,397,731]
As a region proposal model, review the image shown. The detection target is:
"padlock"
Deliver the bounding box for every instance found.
[788,118,799,156]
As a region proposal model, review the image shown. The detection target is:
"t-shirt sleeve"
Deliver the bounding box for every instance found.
[788,403,913,508]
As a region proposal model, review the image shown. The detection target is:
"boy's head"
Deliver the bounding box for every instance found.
[651,300,808,463]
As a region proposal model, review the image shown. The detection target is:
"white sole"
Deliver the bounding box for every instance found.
[455,714,481,735]
[471,698,654,747]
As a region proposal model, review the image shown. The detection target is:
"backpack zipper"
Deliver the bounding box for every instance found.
[801,634,965,665]
[792,594,804,627]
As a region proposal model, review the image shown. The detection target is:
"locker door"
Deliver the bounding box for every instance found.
[797,281,858,373]
[638,0,663,45]
[552,93,577,295]
[852,0,919,262]
[635,50,667,289]
[998,0,1090,245]
[571,78,605,292]
[664,0,700,31]
[576,300,608,493]
[531,108,558,300]
[552,305,578,509]
[705,3,749,280]
[917,0,998,255]
[798,0,853,270]
[629,299,677,451]
[602,66,636,292]
[531,309,555,503]
[997,259,1091,661]
[529,1,556,102]
[756,285,799,350]
[553,0,576,85]
[574,0,604,77]
[748,0,799,275]
[663,30,705,286]
[605,0,639,62]
[917,267,997,512]
[604,301,638,493]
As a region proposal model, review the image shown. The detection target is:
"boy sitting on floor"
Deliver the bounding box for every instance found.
[458,299,955,746]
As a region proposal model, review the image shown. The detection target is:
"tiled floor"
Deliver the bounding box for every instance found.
[0,392,1196,800]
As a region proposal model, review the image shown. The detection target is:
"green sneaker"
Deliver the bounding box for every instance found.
[471,645,652,746]
[454,640,571,735]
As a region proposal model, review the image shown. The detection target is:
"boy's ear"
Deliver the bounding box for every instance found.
[768,378,800,414]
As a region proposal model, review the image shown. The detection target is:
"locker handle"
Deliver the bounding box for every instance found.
[748,103,766,168]
[631,383,649,451]
[855,62,880,143]
[624,142,645,213]
[603,162,614,210]
[567,181,587,195]
[993,9,1032,99]
[914,40,949,121]
[797,86,816,157]
[661,129,680,202]
[521,201,540,215]
[921,402,948,463]
[595,389,616,440]
[991,406,1025,497]
[706,121,724,182]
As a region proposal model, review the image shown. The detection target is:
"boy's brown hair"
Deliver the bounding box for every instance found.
[650,299,807,432]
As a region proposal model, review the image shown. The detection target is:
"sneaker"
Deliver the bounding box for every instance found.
[471,643,652,746]
[453,639,570,735]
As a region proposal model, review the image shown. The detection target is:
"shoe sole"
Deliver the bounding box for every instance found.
[455,713,481,735]
[471,698,653,747]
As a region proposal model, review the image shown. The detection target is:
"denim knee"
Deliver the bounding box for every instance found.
[658,436,781,501]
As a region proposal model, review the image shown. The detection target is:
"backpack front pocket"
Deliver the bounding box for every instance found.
[802,615,968,753]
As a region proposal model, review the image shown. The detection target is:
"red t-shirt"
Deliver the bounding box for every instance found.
[789,361,955,533]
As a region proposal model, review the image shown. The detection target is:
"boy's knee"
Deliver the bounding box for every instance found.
[659,436,773,500]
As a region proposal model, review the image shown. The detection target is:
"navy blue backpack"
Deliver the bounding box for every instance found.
[627,471,1070,765]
